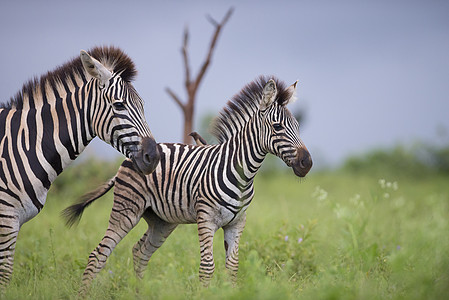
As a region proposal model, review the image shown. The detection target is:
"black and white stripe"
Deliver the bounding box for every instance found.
[0,46,159,286]
[64,77,312,294]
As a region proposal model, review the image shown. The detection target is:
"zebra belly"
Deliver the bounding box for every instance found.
[149,193,197,224]
[149,196,248,228]
[213,203,249,228]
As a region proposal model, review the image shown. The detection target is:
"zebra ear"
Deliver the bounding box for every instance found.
[285,80,298,105]
[80,50,112,86]
[260,79,277,111]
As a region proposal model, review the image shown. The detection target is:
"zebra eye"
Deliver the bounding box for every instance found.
[113,102,126,110]
[273,123,283,131]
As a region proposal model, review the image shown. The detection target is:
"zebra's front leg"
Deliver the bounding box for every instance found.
[223,212,246,283]
[196,204,218,286]
[0,216,20,287]
[132,210,177,279]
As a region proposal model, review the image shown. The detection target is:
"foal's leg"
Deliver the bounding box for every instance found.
[79,200,142,296]
[223,213,246,283]
[132,210,177,279]
[196,202,218,286]
[0,214,20,287]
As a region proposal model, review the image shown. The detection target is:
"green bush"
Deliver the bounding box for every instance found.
[342,143,449,177]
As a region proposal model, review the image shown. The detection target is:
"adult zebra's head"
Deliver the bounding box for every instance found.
[80,49,160,175]
[259,79,312,177]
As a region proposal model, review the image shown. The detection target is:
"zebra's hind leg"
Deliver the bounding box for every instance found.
[0,216,20,287]
[223,212,246,284]
[132,209,177,279]
[79,203,141,296]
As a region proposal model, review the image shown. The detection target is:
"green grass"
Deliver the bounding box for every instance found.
[3,160,449,299]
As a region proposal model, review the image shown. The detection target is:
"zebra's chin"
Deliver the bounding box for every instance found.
[292,164,310,177]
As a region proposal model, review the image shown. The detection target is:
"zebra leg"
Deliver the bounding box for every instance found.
[79,204,141,296]
[132,209,177,279]
[223,212,246,283]
[0,216,20,287]
[196,204,218,286]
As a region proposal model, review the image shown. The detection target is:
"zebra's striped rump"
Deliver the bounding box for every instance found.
[65,77,312,295]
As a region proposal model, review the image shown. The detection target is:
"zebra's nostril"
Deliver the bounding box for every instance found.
[296,148,312,170]
[302,154,312,170]
[132,137,160,175]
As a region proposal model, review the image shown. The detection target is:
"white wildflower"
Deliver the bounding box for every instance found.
[334,203,349,219]
[393,196,405,208]
[313,186,328,203]
[392,181,398,191]
[351,194,364,208]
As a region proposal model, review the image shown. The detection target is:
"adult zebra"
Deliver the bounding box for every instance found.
[64,77,312,293]
[0,46,160,285]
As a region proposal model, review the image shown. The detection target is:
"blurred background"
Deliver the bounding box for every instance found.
[1,0,448,169]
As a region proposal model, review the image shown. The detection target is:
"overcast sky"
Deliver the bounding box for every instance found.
[1,0,448,168]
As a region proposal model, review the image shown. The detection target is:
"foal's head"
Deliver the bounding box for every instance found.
[258,79,312,177]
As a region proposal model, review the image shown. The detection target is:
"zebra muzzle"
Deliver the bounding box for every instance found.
[291,147,312,177]
[131,137,160,175]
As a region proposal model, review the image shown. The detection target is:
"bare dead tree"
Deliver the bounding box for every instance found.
[166,7,234,144]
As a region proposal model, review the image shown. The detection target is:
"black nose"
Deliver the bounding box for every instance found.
[142,137,160,172]
[292,147,312,177]
[299,148,313,171]
[132,137,160,175]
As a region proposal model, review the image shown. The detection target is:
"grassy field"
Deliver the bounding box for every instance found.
[3,157,448,299]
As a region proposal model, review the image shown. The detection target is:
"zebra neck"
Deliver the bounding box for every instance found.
[12,79,95,189]
[229,119,267,184]
[57,84,99,170]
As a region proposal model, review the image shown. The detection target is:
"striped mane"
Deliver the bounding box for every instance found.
[211,76,292,143]
[1,46,137,110]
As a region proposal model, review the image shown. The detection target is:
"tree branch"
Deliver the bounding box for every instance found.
[170,8,233,144]
[165,87,185,112]
[205,14,218,27]
[182,26,191,90]
[191,7,234,96]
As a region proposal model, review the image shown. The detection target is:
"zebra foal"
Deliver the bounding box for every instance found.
[0,46,160,286]
[64,77,312,293]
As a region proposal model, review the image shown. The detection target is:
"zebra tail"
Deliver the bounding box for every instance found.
[61,176,116,228]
